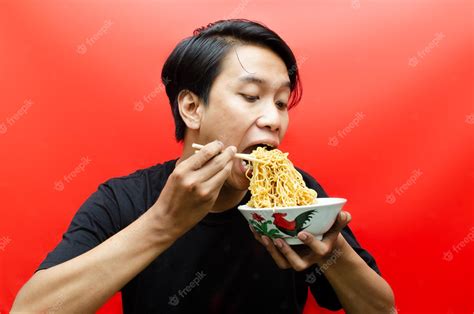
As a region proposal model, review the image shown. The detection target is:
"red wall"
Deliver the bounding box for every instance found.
[1,1,472,313]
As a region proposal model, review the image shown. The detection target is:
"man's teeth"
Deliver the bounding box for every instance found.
[241,160,252,169]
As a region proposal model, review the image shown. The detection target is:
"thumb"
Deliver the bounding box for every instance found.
[321,211,351,245]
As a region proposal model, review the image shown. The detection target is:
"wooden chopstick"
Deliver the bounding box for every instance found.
[192,143,264,163]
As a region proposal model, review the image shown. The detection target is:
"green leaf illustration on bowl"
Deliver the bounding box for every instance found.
[271,209,318,237]
[249,213,285,239]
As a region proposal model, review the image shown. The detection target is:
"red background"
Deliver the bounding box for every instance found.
[0,1,472,313]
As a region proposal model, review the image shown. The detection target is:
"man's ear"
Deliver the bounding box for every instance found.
[177,89,204,130]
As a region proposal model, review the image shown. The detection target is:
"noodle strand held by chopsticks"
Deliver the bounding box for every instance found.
[245,147,318,208]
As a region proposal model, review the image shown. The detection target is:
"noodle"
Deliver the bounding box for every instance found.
[245,147,318,208]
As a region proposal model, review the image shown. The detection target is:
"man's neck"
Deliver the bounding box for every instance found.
[209,183,248,213]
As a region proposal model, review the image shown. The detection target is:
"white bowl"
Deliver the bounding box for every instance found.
[238,197,347,245]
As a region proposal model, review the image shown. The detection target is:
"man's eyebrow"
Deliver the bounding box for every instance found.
[238,75,291,89]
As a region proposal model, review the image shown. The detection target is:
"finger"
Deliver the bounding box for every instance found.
[262,237,292,269]
[183,140,224,170]
[196,146,236,182]
[293,244,317,260]
[248,226,290,269]
[321,211,351,246]
[297,231,327,256]
[201,155,234,193]
[273,239,309,271]
[248,224,264,243]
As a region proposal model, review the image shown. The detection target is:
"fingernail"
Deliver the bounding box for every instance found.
[273,239,282,248]
[262,236,269,246]
[299,233,308,241]
[341,212,347,220]
[230,146,237,153]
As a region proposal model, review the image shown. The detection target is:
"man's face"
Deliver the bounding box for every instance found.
[198,44,291,191]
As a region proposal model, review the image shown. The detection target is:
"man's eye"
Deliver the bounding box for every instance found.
[240,94,259,102]
[276,101,288,109]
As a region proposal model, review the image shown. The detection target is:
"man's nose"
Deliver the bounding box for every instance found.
[256,102,281,132]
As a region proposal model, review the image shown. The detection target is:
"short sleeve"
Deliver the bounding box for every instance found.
[36,182,122,272]
[295,167,382,311]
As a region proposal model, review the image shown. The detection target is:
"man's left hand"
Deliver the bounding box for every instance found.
[249,211,352,271]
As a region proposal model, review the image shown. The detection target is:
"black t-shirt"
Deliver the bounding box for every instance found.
[37,159,381,313]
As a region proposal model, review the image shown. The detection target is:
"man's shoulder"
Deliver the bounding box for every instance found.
[104,159,177,188]
[95,159,177,210]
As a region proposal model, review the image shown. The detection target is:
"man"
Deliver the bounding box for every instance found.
[12,19,395,313]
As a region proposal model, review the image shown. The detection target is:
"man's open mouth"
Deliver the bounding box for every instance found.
[239,143,276,176]
[241,143,275,154]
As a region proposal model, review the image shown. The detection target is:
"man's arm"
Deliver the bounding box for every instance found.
[257,170,394,312]
[12,141,236,313]
[250,211,395,313]
[11,205,176,313]
[314,234,395,313]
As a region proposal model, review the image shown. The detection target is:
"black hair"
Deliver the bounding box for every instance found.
[161,19,303,142]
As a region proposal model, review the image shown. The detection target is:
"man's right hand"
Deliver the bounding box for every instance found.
[11,141,236,313]
[152,140,236,238]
